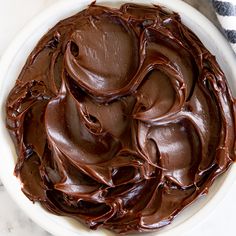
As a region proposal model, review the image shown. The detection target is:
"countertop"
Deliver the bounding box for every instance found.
[0,0,236,235]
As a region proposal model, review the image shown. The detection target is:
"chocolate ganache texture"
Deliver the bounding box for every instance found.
[6,3,236,234]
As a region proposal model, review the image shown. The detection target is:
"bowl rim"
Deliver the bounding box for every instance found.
[0,0,236,236]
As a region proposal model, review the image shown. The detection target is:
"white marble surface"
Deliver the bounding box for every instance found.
[0,0,236,235]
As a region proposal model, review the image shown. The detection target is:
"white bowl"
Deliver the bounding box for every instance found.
[0,0,236,235]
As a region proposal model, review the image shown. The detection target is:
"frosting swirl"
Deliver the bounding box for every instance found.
[6,3,236,234]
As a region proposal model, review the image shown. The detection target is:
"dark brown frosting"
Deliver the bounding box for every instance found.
[5,3,236,234]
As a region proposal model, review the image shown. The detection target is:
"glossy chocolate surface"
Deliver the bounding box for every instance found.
[6,3,236,234]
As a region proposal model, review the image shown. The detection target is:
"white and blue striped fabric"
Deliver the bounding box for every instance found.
[212,0,236,53]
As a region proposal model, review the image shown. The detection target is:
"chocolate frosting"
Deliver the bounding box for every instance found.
[6,3,236,234]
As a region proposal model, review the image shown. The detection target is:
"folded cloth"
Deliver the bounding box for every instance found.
[212,0,236,53]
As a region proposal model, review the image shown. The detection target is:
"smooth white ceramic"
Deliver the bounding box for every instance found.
[0,0,235,236]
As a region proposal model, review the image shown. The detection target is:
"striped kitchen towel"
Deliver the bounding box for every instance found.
[212,0,236,53]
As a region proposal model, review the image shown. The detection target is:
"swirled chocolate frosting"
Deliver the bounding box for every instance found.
[6,3,236,234]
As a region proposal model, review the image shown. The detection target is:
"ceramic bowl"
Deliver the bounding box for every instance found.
[0,0,235,235]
